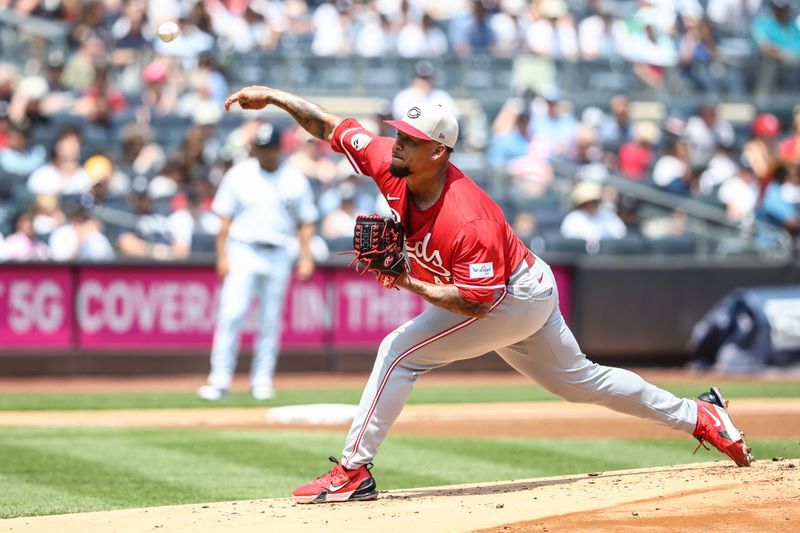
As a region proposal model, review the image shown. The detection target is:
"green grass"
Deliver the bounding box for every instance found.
[0,381,798,411]
[0,427,797,519]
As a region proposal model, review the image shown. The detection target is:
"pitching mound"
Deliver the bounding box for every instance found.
[3,460,798,532]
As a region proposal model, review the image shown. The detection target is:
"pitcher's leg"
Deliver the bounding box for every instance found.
[497,305,696,433]
[341,290,542,468]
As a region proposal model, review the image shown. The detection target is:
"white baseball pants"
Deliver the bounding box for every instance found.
[341,255,698,468]
[207,240,292,391]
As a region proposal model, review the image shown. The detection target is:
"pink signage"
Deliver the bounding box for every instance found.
[0,263,572,352]
[76,266,326,349]
[0,266,73,348]
[551,265,571,324]
[331,269,429,346]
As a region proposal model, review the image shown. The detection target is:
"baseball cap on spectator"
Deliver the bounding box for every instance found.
[571,181,603,208]
[192,101,222,126]
[254,123,281,148]
[634,121,660,145]
[16,76,48,100]
[752,113,781,137]
[385,102,459,149]
[413,60,435,80]
[46,50,65,69]
[143,61,168,84]
[540,0,568,18]
[84,155,113,183]
[541,85,561,103]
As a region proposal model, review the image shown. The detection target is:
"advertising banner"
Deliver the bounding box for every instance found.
[76,266,327,350]
[0,266,73,349]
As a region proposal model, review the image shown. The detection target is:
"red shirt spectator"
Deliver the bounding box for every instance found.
[618,121,660,180]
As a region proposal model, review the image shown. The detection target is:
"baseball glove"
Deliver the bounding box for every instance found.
[344,215,407,289]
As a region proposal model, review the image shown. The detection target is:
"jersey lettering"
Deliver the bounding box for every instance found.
[406,233,451,279]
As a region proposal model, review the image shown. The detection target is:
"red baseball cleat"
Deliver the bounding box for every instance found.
[693,387,753,467]
[292,457,378,504]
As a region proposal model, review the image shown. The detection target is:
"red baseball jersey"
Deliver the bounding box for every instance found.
[332,119,529,303]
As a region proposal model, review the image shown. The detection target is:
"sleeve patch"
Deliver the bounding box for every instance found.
[350,133,373,151]
[469,262,494,279]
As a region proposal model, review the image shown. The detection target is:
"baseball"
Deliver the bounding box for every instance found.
[157,21,179,43]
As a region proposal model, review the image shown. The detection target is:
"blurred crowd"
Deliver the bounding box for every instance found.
[488,89,800,250]
[0,0,798,261]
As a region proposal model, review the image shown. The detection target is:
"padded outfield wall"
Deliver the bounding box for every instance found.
[0,259,794,375]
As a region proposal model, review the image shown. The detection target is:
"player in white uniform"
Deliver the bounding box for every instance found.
[197,123,318,401]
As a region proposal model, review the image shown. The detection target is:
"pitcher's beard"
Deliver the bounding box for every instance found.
[389,164,411,178]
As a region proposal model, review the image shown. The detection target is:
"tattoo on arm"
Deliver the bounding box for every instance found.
[400,276,492,318]
[271,90,341,143]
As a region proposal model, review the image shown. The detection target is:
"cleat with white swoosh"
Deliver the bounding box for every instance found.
[693,387,753,467]
[292,457,378,504]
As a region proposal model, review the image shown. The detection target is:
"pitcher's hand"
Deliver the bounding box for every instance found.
[225,86,272,111]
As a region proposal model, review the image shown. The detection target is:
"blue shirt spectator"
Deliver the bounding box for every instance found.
[753,0,800,61]
[761,181,800,231]
[487,112,530,167]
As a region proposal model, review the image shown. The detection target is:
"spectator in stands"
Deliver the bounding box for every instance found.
[0,63,19,104]
[618,121,659,180]
[117,124,166,179]
[525,0,579,61]
[718,160,760,223]
[166,189,220,259]
[176,125,213,183]
[652,135,692,195]
[38,51,73,116]
[84,154,129,203]
[699,132,739,197]
[31,194,64,237]
[743,113,782,189]
[511,210,540,250]
[77,64,128,125]
[318,173,376,216]
[27,126,92,196]
[197,53,229,104]
[284,127,338,188]
[392,60,460,121]
[678,18,724,94]
[572,124,603,166]
[560,181,627,241]
[110,0,153,68]
[8,75,50,129]
[48,205,114,261]
[598,94,633,153]
[397,13,449,58]
[779,105,800,165]
[139,60,178,118]
[450,0,498,57]
[113,180,176,260]
[684,95,735,168]
[707,0,760,35]
[206,0,282,53]
[578,0,626,60]
[761,163,800,234]
[3,209,48,261]
[753,0,800,63]
[529,86,577,159]
[626,9,678,87]
[487,110,530,168]
[311,0,352,56]
[148,157,191,200]
[60,33,105,91]
[355,9,397,58]
[321,181,361,240]
[0,121,46,178]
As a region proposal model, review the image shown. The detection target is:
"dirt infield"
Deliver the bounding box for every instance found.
[1,399,800,440]
[3,460,798,532]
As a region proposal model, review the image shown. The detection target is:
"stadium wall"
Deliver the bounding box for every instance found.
[0,259,795,376]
